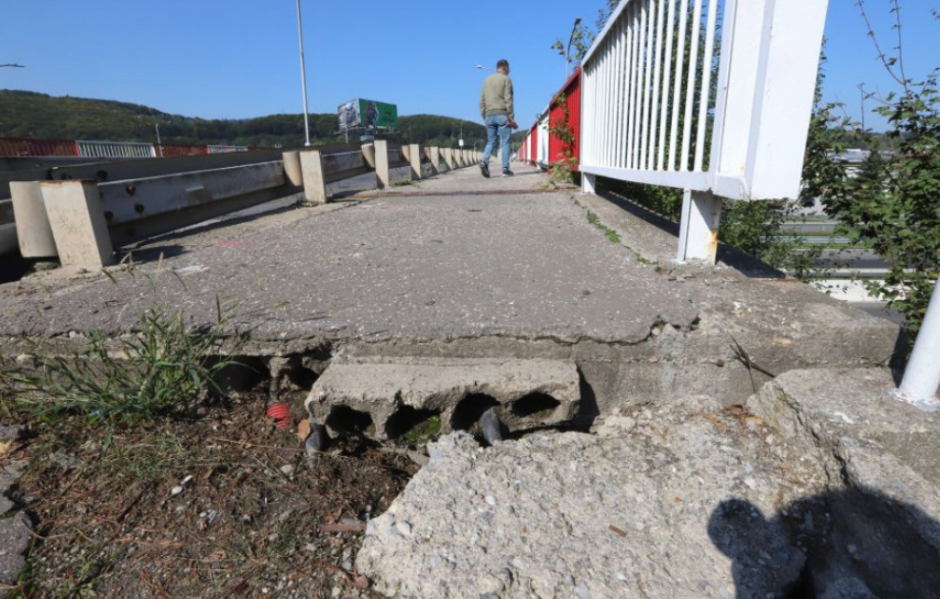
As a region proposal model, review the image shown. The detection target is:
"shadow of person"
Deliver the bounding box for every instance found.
[709,489,940,598]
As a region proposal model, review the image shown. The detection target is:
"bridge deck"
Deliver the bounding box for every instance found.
[0,164,897,407]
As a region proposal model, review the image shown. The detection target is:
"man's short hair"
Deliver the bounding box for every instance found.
[496,59,509,70]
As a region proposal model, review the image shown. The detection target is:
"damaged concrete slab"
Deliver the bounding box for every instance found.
[357,370,940,598]
[0,166,899,415]
[357,398,823,599]
[306,357,580,440]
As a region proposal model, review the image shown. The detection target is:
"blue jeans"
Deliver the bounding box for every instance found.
[482,114,511,173]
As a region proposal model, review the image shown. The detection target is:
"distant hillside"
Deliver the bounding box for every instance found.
[0,90,492,149]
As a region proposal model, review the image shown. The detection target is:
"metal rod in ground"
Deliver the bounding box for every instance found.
[481,408,503,445]
[896,276,940,411]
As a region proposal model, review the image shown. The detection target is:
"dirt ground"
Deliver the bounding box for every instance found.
[1,389,419,599]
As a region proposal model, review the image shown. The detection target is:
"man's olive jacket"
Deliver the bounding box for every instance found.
[480,72,515,120]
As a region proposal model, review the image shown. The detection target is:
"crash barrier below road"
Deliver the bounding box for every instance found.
[4,143,483,268]
[0,136,256,160]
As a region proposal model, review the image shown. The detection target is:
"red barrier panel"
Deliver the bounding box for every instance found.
[0,136,78,158]
[155,143,210,158]
[548,67,581,172]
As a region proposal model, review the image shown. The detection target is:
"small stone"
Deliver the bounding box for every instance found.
[171,486,184,496]
[280,464,295,477]
[485,495,496,506]
[575,582,591,598]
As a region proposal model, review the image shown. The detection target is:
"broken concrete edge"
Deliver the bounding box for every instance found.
[356,369,940,598]
[305,358,582,440]
[746,367,940,552]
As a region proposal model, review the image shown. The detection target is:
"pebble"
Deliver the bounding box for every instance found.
[485,495,496,506]
[171,486,184,496]
[280,464,295,477]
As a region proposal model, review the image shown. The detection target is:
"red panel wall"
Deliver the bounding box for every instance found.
[548,67,581,172]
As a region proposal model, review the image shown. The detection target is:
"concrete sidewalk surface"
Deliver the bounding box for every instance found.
[0,164,898,410]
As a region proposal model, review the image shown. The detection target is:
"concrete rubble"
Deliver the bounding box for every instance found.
[0,425,29,598]
[306,357,581,440]
[357,369,940,599]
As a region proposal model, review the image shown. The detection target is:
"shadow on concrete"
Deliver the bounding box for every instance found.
[599,190,786,279]
[119,244,188,264]
[709,489,940,598]
[0,256,54,286]
[119,197,305,262]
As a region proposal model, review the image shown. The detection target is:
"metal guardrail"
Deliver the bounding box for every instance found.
[6,143,484,266]
[0,136,252,160]
[76,140,155,159]
[0,137,77,158]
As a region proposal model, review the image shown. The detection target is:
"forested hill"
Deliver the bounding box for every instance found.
[0,90,493,149]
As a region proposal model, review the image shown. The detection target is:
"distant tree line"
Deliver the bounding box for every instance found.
[0,90,492,149]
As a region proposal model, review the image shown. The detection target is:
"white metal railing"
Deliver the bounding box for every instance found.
[580,0,828,262]
[76,140,156,159]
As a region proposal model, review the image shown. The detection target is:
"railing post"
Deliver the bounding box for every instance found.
[299,149,329,204]
[442,148,454,171]
[408,143,422,180]
[374,140,391,188]
[676,190,722,264]
[895,277,940,411]
[10,181,58,258]
[581,173,597,195]
[41,180,114,268]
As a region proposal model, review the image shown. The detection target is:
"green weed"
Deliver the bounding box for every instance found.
[586,212,622,244]
[0,307,243,424]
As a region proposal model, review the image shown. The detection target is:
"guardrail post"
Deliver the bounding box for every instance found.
[895,277,940,411]
[283,151,304,187]
[10,181,58,258]
[300,149,329,204]
[41,180,114,268]
[374,140,391,188]
[362,143,376,169]
[430,147,444,173]
[408,143,422,180]
[676,190,722,264]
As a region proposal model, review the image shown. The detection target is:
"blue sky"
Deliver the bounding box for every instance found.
[1,1,938,132]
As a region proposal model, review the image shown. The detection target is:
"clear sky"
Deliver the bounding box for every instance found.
[0,0,937,133]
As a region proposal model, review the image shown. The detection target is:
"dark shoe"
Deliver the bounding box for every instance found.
[480,161,490,178]
[501,169,514,177]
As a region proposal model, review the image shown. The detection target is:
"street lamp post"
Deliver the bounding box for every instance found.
[295,0,312,147]
[565,17,582,80]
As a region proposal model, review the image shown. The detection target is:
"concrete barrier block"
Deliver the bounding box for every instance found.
[300,149,329,204]
[283,151,303,187]
[362,143,376,169]
[374,140,391,189]
[10,181,57,258]
[41,180,114,268]
[408,144,422,181]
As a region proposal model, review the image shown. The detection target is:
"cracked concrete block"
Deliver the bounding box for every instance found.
[305,357,580,440]
[747,368,940,597]
[0,511,30,596]
[357,399,816,599]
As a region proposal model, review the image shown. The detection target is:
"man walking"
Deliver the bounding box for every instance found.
[479,59,518,178]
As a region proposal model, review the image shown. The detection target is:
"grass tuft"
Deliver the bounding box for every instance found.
[587,211,622,244]
[0,308,242,424]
